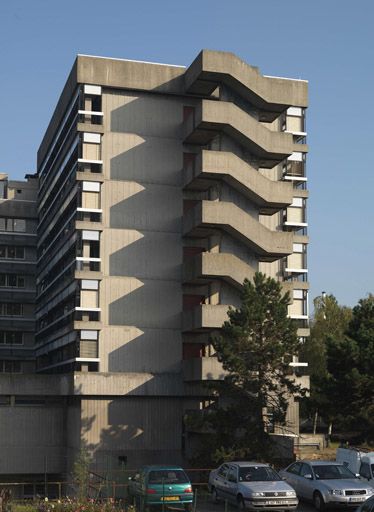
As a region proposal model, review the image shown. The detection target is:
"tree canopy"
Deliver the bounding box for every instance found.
[300,293,374,443]
[324,295,374,442]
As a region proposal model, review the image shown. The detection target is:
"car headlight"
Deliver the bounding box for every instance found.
[367,489,374,496]
[329,490,344,496]
[286,491,297,497]
[252,492,265,497]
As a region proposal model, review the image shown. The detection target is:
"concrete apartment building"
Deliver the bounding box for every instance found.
[0,50,309,488]
[0,174,38,374]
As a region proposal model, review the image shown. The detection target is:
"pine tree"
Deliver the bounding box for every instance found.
[191,272,306,464]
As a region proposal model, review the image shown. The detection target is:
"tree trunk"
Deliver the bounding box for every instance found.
[313,409,318,435]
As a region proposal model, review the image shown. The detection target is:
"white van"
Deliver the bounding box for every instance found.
[336,448,374,487]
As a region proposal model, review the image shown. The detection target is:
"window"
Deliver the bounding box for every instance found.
[0,332,23,345]
[0,360,22,373]
[0,396,10,406]
[313,464,355,480]
[287,462,302,475]
[239,466,281,482]
[148,470,189,484]
[15,397,45,406]
[0,246,25,259]
[0,275,25,288]
[13,219,26,232]
[0,303,23,316]
[227,467,237,483]
[218,464,229,478]
[15,247,25,259]
[360,463,371,480]
[300,463,312,477]
[0,218,26,233]
[0,181,7,199]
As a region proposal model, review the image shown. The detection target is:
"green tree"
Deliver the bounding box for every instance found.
[72,446,92,502]
[299,294,352,433]
[324,295,374,442]
[301,294,352,378]
[191,272,306,464]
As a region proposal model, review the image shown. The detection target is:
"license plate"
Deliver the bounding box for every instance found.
[265,501,287,505]
[161,496,180,501]
[349,498,365,502]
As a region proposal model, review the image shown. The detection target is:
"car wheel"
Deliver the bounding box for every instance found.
[212,487,219,503]
[313,491,325,512]
[184,504,193,512]
[237,495,245,511]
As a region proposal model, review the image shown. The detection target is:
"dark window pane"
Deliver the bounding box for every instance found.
[4,361,12,372]
[15,247,24,259]
[8,275,17,287]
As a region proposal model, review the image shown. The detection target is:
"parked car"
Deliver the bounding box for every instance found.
[127,465,193,511]
[208,461,298,511]
[336,448,374,487]
[279,460,374,511]
[356,495,374,512]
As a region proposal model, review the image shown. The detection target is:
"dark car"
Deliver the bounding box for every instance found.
[356,495,374,512]
[128,465,193,511]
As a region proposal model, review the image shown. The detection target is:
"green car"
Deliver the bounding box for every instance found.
[128,465,193,511]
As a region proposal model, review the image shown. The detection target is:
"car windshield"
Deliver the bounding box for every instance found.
[314,465,356,480]
[239,466,281,482]
[148,470,189,484]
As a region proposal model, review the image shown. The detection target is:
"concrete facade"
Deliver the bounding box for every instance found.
[0,50,309,485]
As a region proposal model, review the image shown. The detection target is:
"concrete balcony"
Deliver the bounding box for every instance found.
[75,270,103,281]
[183,356,227,381]
[183,100,304,168]
[184,150,293,214]
[184,50,308,121]
[74,320,102,330]
[183,201,293,261]
[183,252,255,289]
[182,304,230,332]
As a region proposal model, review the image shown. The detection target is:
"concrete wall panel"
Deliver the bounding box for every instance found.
[81,397,183,468]
[0,405,65,474]
[99,327,181,373]
[102,229,182,280]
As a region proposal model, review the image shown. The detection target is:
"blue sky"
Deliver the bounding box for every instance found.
[0,0,373,308]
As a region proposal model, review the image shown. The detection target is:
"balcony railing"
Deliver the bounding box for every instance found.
[76,258,101,272]
[78,110,103,125]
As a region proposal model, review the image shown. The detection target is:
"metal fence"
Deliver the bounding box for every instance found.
[0,469,213,501]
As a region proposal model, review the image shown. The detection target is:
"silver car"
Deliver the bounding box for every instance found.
[280,460,374,511]
[208,461,298,511]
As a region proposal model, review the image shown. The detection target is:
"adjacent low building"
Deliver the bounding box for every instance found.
[0,50,309,491]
